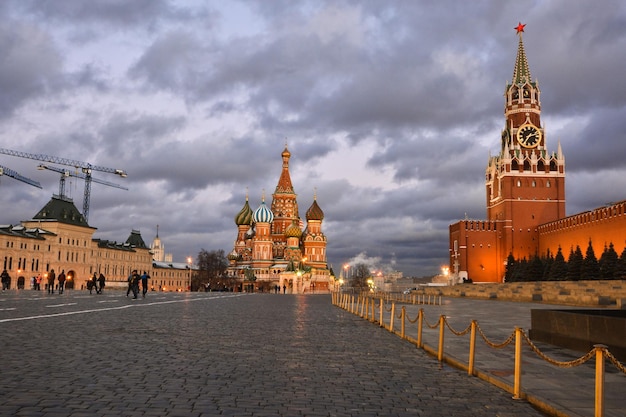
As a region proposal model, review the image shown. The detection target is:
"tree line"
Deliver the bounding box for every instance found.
[505,241,626,282]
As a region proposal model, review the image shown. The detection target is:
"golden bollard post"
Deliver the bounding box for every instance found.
[513,327,522,400]
[417,309,424,348]
[389,302,396,333]
[437,315,445,362]
[468,320,477,376]
[400,306,406,339]
[594,344,607,417]
[379,298,384,327]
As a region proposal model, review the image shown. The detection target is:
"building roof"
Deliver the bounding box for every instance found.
[0,224,52,240]
[32,195,90,227]
[126,229,148,249]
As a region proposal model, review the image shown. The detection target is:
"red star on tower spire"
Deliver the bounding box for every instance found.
[515,22,526,34]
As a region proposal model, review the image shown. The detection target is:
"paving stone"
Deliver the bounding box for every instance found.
[0,291,559,416]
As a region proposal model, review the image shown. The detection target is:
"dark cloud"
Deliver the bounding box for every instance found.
[0,1,625,277]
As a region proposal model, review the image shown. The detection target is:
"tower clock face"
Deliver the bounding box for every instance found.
[517,124,541,148]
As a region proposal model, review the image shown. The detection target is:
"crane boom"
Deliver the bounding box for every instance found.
[0,165,42,189]
[0,148,127,176]
[37,164,129,199]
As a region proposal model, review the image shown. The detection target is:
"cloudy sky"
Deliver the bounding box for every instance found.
[0,1,625,277]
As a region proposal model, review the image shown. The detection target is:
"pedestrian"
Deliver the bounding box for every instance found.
[126,272,133,297]
[98,273,106,294]
[140,271,150,298]
[47,269,55,294]
[283,284,286,294]
[89,273,98,294]
[36,273,42,291]
[1,269,10,291]
[129,270,140,299]
[57,270,66,294]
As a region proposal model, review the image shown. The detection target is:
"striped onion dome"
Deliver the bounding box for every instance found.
[253,200,274,223]
[227,249,240,261]
[306,198,324,221]
[284,221,302,238]
[235,199,253,226]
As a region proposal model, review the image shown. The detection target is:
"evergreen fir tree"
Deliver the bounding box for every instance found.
[567,246,583,281]
[516,257,529,282]
[528,255,544,281]
[504,253,516,282]
[542,250,554,281]
[549,246,568,281]
[581,240,600,280]
[599,243,619,280]
[616,247,626,280]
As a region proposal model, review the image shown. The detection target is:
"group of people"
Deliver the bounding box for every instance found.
[1,269,107,294]
[45,269,67,294]
[87,273,106,294]
[127,270,150,299]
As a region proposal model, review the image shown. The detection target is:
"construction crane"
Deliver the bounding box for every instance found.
[37,163,128,200]
[0,148,127,222]
[0,164,42,189]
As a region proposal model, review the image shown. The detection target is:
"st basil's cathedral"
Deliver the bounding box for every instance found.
[226,145,333,293]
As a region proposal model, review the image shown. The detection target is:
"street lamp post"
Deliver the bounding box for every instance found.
[187,257,192,292]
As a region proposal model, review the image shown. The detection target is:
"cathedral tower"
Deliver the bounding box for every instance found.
[270,145,300,259]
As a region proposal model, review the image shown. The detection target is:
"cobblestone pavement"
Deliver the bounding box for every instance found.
[0,290,548,417]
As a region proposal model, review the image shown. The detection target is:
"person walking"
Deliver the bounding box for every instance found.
[97,273,106,294]
[88,273,98,294]
[35,273,42,291]
[130,270,140,299]
[57,270,66,294]
[140,271,150,298]
[126,272,133,297]
[1,269,10,291]
[47,269,56,294]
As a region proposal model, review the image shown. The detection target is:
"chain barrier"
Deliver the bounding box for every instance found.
[384,302,393,312]
[476,322,516,349]
[424,315,440,329]
[520,330,596,368]
[334,291,626,417]
[406,310,421,324]
[443,317,472,336]
[603,349,626,374]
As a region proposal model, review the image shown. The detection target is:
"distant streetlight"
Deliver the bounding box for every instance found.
[187,257,192,292]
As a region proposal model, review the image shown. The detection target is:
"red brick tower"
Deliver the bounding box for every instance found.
[450,24,566,282]
[486,23,565,265]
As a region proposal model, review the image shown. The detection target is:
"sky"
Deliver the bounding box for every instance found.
[0,1,625,278]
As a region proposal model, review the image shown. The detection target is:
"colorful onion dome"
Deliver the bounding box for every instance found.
[235,199,253,226]
[227,249,240,261]
[253,200,274,223]
[306,198,324,221]
[284,221,302,238]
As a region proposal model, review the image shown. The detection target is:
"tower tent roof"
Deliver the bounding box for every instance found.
[510,28,534,87]
[275,145,295,194]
